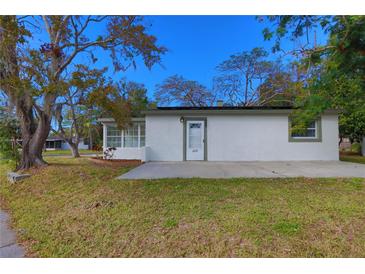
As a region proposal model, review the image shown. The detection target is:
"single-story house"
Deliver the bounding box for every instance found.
[98,106,339,162]
[44,138,89,151]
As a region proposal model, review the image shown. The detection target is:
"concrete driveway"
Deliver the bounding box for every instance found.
[0,210,24,258]
[118,161,365,179]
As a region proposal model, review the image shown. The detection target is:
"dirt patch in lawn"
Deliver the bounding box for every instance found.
[89,157,141,168]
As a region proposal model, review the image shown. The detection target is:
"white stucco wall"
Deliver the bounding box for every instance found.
[145,115,183,161]
[111,147,145,160]
[145,114,339,161]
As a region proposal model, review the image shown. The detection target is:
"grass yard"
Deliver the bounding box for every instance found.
[340,154,365,164]
[42,149,101,156]
[0,157,365,257]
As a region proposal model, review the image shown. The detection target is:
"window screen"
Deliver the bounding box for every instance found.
[106,126,122,147]
[291,121,317,138]
[124,124,139,147]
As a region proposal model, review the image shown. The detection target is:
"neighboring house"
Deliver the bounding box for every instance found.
[44,138,89,151]
[98,106,339,162]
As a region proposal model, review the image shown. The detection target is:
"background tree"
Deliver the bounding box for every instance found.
[155,75,216,107]
[53,66,107,157]
[257,70,293,106]
[257,61,307,106]
[116,79,151,116]
[261,16,365,152]
[0,16,166,169]
[0,106,21,166]
[214,47,273,106]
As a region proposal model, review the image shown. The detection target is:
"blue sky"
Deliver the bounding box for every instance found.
[122,16,327,99]
[123,16,276,94]
[31,16,328,100]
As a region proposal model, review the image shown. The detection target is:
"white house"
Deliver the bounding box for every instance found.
[44,138,89,151]
[99,106,339,162]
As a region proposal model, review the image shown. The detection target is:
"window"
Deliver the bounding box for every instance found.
[189,123,202,149]
[139,122,145,147]
[289,118,322,142]
[106,126,122,147]
[106,123,145,148]
[124,124,139,147]
[291,121,317,138]
[55,140,62,149]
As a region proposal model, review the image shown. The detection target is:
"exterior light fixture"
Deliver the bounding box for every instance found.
[180,116,185,123]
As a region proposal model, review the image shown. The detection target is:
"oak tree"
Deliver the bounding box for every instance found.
[0,16,166,169]
[261,16,365,147]
[214,47,273,106]
[155,75,215,107]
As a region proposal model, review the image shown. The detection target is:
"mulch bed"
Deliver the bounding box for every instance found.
[89,157,142,168]
[340,151,361,156]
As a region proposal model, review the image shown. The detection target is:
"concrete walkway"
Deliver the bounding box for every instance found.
[0,210,24,258]
[118,161,365,179]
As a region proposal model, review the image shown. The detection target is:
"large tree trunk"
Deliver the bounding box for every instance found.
[1,16,51,170]
[89,127,93,150]
[16,100,51,170]
[68,142,80,158]
[362,137,365,156]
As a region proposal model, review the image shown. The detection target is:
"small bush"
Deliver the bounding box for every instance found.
[0,110,21,168]
[351,143,361,154]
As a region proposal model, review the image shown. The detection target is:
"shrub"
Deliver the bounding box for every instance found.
[0,109,21,168]
[351,143,361,154]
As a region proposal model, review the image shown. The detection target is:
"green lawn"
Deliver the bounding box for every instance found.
[340,154,365,164]
[1,158,365,257]
[42,149,101,156]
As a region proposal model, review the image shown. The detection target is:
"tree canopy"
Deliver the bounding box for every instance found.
[155,75,216,107]
[0,16,166,169]
[261,16,365,140]
[214,47,275,106]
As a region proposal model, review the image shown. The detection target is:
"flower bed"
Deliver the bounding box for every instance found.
[89,157,141,167]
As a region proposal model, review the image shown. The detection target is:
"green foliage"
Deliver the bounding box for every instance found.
[88,85,132,130]
[262,16,365,139]
[350,143,362,154]
[116,79,150,116]
[1,16,166,168]
[0,108,20,165]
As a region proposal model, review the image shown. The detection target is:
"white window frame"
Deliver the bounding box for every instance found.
[123,123,139,148]
[106,122,145,148]
[139,122,145,148]
[106,126,122,148]
[289,118,322,143]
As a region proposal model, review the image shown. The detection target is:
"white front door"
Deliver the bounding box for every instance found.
[186,120,205,161]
